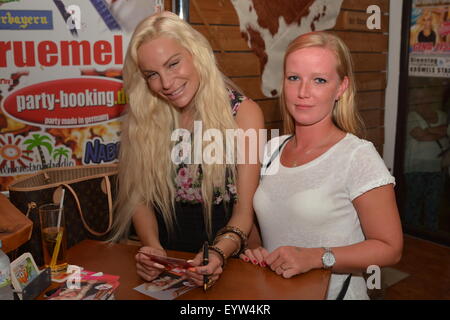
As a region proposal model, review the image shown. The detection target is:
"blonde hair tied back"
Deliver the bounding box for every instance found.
[280,31,364,137]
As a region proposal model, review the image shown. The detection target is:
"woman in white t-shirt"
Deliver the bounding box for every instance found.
[403,105,448,231]
[240,32,403,300]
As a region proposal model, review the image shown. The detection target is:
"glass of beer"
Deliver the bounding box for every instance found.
[39,203,68,274]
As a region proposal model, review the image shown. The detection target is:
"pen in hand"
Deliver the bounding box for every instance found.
[203,241,209,291]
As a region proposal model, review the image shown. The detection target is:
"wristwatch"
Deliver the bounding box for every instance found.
[321,247,336,269]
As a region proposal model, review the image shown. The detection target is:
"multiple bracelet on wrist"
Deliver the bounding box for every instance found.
[217,225,248,256]
[208,245,227,268]
[213,232,240,256]
[201,226,248,268]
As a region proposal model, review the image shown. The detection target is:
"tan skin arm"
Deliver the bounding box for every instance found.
[426,124,448,137]
[243,185,403,278]
[132,204,164,250]
[187,98,265,285]
[410,125,447,142]
[133,204,167,282]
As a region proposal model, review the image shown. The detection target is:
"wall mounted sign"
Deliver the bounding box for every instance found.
[0,0,162,191]
[409,0,450,77]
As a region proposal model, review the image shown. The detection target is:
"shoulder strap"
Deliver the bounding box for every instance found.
[336,274,352,300]
[261,135,293,176]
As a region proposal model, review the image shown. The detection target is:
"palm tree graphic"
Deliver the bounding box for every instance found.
[23,134,53,168]
[53,147,70,166]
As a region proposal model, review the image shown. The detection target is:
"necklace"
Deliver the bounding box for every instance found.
[291,131,337,167]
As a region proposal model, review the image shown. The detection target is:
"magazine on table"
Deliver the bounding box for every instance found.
[46,269,120,300]
[134,270,197,300]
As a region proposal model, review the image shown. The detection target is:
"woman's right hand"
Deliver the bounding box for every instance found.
[135,246,167,281]
[239,247,270,267]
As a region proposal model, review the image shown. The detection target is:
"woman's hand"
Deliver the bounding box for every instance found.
[185,250,224,287]
[264,246,322,278]
[239,247,269,267]
[135,246,167,282]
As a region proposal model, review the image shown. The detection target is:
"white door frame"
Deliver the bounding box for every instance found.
[383,0,404,173]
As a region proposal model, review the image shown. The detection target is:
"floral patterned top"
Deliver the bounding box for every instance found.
[174,88,246,205]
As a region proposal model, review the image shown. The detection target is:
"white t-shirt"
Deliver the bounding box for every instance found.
[254,133,395,300]
[404,110,449,173]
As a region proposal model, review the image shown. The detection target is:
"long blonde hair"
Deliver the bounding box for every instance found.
[111,12,238,242]
[280,31,363,137]
[410,9,440,46]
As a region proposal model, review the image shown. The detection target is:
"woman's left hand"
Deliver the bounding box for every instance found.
[264,246,321,278]
[184,250,224,287]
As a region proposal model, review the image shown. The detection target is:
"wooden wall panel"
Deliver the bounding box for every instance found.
[216,53,260,77]
[353,53,387,72]
[355,73,387,91]
[336,11,389,33]
[361,109,385,129]
[258,99,282,123]
[366,127,385,150]
[232,77,266,100]
[341,0,389,12]
[333,31,388,52]
[192,25,251,51]
[190,0,238,25]
[357,91,386,110]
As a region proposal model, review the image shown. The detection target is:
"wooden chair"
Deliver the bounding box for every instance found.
[0,193,33,253]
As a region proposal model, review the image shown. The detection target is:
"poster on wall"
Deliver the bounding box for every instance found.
[0,0,163,192]
[409,0,450,77]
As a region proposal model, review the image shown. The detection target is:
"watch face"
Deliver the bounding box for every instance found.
[323,252,336,268]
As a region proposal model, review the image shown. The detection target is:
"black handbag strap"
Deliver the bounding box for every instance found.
[336,274,352,300]
[261,135,293,177]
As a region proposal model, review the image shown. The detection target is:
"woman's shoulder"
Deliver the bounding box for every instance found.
[341,134,386,164]
[334,133,376,157]
[345,133,372,146]
[233,95,264,130]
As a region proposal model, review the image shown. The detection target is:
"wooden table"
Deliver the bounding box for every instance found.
[63,240,331,300]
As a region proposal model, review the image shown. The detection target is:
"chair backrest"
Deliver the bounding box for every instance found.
[0,193,33,253]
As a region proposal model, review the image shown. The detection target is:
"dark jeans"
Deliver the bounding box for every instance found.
[404,172,445,231]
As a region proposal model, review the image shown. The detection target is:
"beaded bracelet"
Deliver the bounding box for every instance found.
[208,245,227,268]
[214,233,241,257]
[216,226,248,256]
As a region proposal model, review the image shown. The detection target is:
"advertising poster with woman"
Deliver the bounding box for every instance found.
[0,0,163,191]
[409,0,450,77]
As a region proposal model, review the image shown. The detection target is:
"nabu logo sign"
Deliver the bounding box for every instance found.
[83,138,120,164]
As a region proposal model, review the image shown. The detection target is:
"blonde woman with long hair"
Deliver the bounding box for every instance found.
[112,12,264,287]
[410,9,440,47]
[240,32,403,299]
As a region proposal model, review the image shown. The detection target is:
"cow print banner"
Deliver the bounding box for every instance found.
[231,0,343,97]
